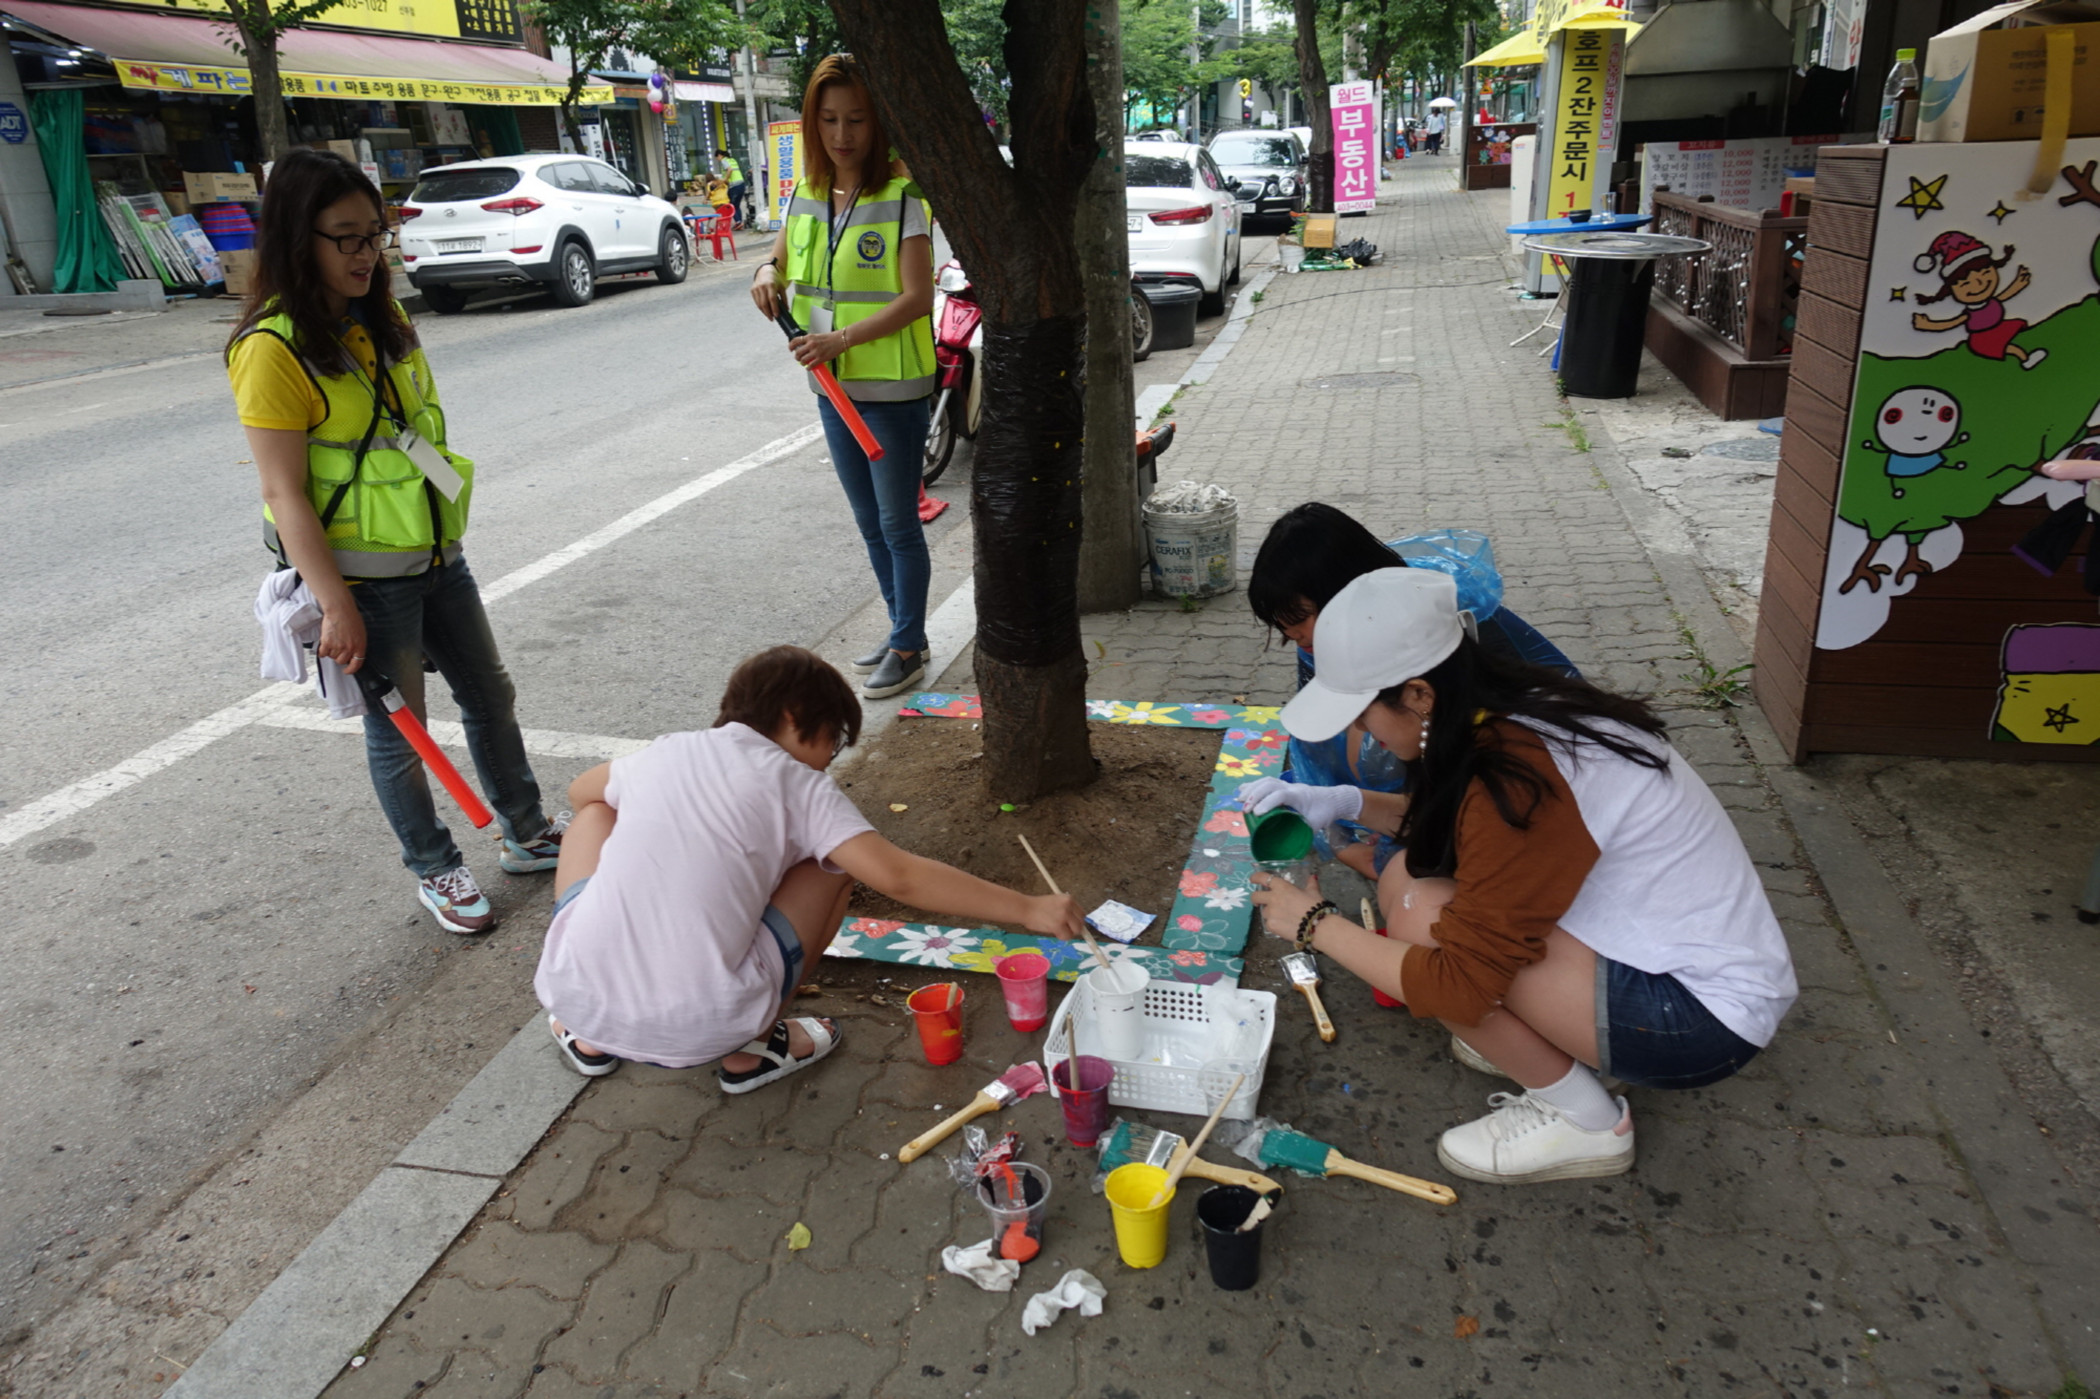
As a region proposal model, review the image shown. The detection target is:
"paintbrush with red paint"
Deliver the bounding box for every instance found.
[898,1062,1048,1163]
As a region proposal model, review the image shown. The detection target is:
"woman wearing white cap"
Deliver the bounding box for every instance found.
[1247,568,1796,1184]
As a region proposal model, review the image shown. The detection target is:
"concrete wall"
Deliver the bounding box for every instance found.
[0,57,59,294]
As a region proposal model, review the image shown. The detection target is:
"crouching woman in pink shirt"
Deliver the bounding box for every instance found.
[535,645,1085,1091]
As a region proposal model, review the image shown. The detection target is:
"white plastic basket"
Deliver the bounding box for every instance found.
[1043,976,1274,1121]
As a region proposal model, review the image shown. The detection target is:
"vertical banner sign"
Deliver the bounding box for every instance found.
[1329,80,1377,213]
[1544,28,1622,217]
[768,119,800,227]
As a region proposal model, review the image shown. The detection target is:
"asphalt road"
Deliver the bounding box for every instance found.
[0,229,1245,1343]
[0,260,988,1338]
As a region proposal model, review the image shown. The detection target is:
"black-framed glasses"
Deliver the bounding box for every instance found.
[313,228,396,254]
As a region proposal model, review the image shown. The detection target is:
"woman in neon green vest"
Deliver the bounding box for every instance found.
[749,54,938,700]
[227,149,564,936]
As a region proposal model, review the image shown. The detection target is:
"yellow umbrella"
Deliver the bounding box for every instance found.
[1560,0,1642,31]
[1464,25,1545,67]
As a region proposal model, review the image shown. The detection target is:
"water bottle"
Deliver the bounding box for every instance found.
[1878,48,1920,143]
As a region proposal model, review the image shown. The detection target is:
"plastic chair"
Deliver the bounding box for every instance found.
[704,205,737,262]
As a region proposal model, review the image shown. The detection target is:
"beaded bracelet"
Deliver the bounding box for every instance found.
[1294,900,1337,952]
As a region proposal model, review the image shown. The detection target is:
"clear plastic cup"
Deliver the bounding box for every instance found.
[977,1162,1051,1261]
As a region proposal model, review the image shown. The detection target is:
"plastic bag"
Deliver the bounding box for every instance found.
[1144,480,1238,515]
[1390,528,1504,621]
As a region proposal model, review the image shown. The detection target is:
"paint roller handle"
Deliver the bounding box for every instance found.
[897,1089,997,1163]
[775,304,884,461]
[1325,1152,1459,1207]
[353,670,495,829]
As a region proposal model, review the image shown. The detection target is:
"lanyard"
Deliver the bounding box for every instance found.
[823,182,862,306]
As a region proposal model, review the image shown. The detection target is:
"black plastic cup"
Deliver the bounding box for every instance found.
[1197,1185,1265,1291]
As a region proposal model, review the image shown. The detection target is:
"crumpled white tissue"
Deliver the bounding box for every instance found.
[1021,1268,1106,1335]
[941,1239,1021,1293]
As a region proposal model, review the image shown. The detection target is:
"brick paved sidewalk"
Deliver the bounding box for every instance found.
[322,161,2097,1399]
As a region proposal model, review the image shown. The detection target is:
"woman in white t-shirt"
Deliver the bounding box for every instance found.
[1247,569,1797,1185]
[536,646,1085,1092]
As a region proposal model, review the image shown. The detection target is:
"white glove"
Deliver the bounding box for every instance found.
[1235,777,1363,829]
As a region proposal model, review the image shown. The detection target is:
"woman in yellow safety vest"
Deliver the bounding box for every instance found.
[226,149,564,936]
[748,54,937,700]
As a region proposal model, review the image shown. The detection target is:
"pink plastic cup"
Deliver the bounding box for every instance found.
[907,983,966,1066]
[1055,1055,1115,1148]
[995,953,1052,1032]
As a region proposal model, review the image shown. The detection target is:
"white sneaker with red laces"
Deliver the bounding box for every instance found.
[1436,1091,1635,1185]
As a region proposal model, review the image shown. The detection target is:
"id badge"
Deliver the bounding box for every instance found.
[400,430,465,502]
[810,302,834,335]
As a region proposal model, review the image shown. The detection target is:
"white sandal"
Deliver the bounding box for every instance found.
[717,1016,841,1095]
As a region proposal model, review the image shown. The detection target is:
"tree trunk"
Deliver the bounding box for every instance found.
[1076,0,1141,614]
[829,0,1097,801]
[1294,0,1332,212]
[242,26,293,165]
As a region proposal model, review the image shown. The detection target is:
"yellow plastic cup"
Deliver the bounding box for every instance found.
[1104,1162,1176,1268]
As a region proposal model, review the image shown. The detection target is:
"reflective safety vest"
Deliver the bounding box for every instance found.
[783,176,935,402]
[240,307,474,579]
[722,156,743,183]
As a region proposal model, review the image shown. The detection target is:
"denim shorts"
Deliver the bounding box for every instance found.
[556,879,802,1003]
[1596,957,1761,1090]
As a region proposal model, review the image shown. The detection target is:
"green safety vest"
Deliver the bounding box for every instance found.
[239,305,474,579]
[783,175,935,401]
[722,157,743,182]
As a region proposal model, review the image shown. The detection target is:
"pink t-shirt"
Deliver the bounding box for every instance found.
[534,723,874,1066]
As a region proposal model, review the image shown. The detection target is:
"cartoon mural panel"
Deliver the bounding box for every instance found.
[1992,624,2100,745]
[1813,139,2100,655]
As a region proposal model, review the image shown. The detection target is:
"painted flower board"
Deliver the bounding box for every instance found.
[823,697,1290,986]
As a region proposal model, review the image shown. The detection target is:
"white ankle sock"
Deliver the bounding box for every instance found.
[1528,1063,1621,1132]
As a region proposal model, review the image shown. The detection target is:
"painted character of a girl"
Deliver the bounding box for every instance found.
[1911,231,2046,370]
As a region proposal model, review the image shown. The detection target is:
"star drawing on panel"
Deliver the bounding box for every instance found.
[1896,173,1949,220]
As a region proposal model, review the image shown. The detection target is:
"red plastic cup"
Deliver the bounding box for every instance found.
[907,982,966,1065]
[995,953,1052,1032]
[1371,926,1405,1008]
[1054,1055,1115,1148]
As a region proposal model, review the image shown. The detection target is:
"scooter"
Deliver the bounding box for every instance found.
[924,260,984,485]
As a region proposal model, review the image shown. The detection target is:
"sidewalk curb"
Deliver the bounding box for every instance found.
[1588,413,2100,1379]
[1135,260,1278,426]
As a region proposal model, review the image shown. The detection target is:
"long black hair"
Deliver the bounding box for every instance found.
[1249,502,1406,636]
[1393,639,1669,878]
[230,148,413,376]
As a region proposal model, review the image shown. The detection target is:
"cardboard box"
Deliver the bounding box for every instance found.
[311,139,358,160]
[163,190,190,217]
[182,171,259,204]
[219,248,256,296]
[1920,0,2100,143]
[1301,213,1338,248]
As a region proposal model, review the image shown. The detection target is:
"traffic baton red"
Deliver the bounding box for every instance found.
[776,304,884,461]
[354,668,495,828]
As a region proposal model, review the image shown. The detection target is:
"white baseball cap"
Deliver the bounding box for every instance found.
[1278,567,1466,742]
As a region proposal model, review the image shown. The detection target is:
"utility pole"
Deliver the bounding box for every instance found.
[733,0,767,225]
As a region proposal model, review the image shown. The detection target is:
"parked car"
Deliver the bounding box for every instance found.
[1207,129,1307,225]
[1124,142,1242,316]
[399,154,689,312]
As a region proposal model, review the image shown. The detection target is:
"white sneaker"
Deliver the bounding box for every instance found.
[1436,1091,1634,1185]
[1450,1035,1506,1077]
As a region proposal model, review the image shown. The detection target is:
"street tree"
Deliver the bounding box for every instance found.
[523,0,739,148]
[749,0,1009,129]
[1295,0,1333,209]
[1120,0,1232,133]
[1232,23,1303,117]
[215,0,363,163]
[824,0,1099,800]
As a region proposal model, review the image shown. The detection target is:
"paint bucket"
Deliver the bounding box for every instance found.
[1371,925,1405,1008]
[977,1162,1052,1261]
[1104,1162,1176,1268]
[995,952,1052,1033]
[1053,1055,1115,1148]
[1247,808,1314,863]
[1143,498,1238,599]
[1083,960,1150,1062]
[1197,1185,1266,1290]
[906,983,965,1066]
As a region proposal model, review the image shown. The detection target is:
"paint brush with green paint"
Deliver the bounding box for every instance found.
[1240,1121,1458,1206]
[1094,1118,1283,1197]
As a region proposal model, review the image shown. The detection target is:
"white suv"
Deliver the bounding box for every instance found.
[400,153,688,312]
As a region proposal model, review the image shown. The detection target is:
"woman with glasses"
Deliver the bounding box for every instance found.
[226,148,565,936]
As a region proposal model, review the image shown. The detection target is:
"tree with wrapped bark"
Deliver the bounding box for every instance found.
[826,0,1097,801]
[1296,0,1334,212]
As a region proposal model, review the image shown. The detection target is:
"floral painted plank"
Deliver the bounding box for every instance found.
[830,698,1293,985]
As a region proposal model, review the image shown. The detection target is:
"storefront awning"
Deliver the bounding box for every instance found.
[1530,0,1641,37]
[674,80,734,103]
[1,0,610,104]
[1464,25,1545,67]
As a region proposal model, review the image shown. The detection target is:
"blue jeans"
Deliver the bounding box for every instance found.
[1596,957,1762,1090]
[352,555,549,878]
[819,394,932,655]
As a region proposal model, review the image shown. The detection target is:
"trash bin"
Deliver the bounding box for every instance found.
[1520,231,1711,400]
[1140,281,1201,351]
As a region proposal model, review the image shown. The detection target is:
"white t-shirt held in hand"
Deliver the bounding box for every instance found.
[534,723,874,1067]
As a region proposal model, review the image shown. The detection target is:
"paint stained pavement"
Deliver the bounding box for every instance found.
[319,160,2099,1399]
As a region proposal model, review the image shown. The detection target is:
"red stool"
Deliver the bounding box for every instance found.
[704,205,738,261]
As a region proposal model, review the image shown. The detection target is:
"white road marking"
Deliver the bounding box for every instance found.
[255,706,650,761]
[2,421,833,848]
